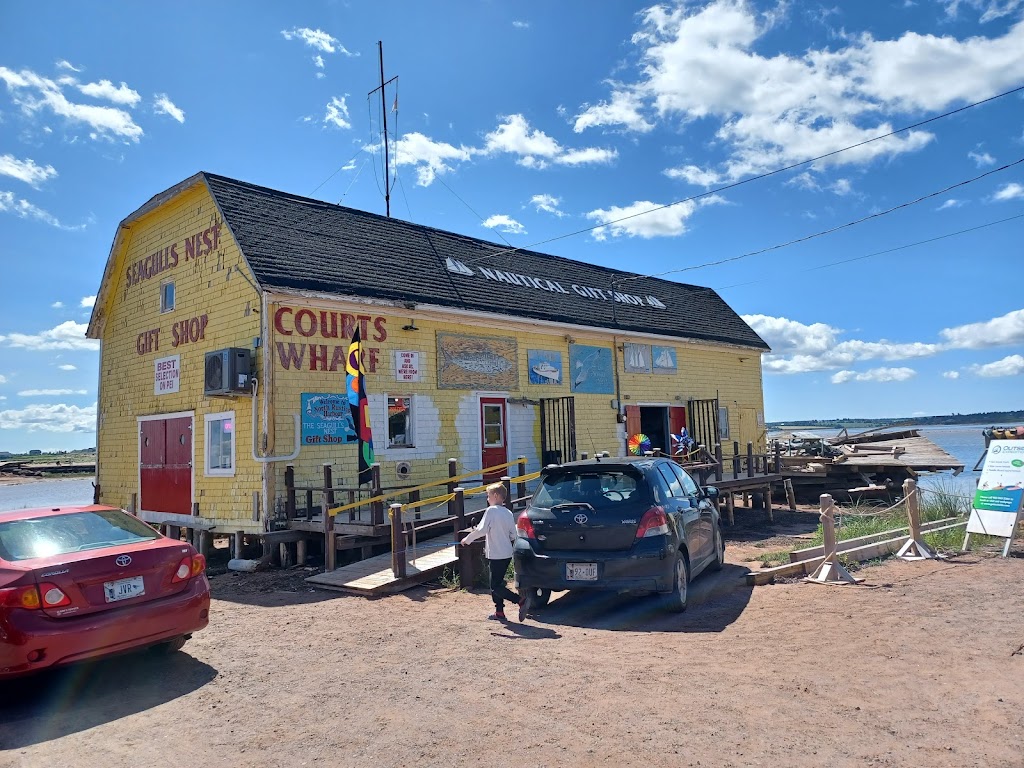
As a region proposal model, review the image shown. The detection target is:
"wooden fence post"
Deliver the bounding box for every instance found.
[454,487,466,539]
[284,465,296,520]
[501,475,512,505]
[516,456,527,503]
[322,493,336,572]
[725,491,735,526]
[714,443,723,482]
[747,442,755,478]
[370,464,384,525]
[774,443,782,474]
[897,478,940,560]
[806,494,861,584]
[764,483,774,523]
[732,441,740,478]
[390,503,407,578]
[323,463,335,509]
[446,458,458,519]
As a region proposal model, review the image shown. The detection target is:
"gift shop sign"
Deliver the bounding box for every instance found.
[136,314,208,355]
[154,355,180,395]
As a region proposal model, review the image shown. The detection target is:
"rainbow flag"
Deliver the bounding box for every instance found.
[346,328,375,484]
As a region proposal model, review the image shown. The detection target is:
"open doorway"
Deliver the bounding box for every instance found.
[640,407,669,455]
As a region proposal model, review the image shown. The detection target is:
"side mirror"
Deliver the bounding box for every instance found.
[703,486,720,500]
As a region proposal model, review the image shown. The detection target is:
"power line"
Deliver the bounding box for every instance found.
[435,176,516,248]
[309,144,368,197]
[616,156,1024,284]
[464,82,1024,268]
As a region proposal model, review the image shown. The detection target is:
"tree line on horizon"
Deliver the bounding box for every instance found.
[767,410,1024,429]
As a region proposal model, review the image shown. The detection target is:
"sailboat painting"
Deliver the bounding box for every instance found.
[652,345,677,374]
[527,350,563,385]
[569,344,614,394]
[623,343,651,374]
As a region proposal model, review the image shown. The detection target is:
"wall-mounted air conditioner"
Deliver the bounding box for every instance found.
[204,348,252,396]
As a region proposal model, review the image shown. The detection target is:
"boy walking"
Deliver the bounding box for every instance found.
[461,482,526,622]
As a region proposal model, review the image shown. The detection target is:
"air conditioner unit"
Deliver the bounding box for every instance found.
[204,348,252,396]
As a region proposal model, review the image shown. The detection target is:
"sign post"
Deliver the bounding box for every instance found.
[963,440,1024,557]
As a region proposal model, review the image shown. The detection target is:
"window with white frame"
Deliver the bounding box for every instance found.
[387,395,414,448]
[718,406,730,440]
[160,281,175,313]
[205,412,235,476]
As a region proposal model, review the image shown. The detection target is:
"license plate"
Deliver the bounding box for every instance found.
[104,575,145,603]
[566,562,598,581]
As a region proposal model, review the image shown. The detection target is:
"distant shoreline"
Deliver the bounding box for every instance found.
[0,474,94,487]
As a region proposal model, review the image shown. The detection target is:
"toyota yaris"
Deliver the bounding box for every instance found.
[514,457,724,613]
[0,505,210,679]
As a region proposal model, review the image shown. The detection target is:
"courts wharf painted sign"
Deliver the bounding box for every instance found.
[445,257,667,309]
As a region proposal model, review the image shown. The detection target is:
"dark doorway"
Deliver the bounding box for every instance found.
[640,407,669,455]
[540,396,577,465]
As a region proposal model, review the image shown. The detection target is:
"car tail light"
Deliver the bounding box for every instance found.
[0,585,42,610]
[516,511,536,539]
[636,507,669,539]
[172,553,207,583]
[38,583,72,608]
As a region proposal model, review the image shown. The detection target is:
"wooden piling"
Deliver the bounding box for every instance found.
[784,478,797,511]
[390,503,407,578]
[764,483,774,523]
[715,443,723,482]
[322,492,336,572]
[284,465,296,520]
[233,530,244,559]
[725,492,735,526]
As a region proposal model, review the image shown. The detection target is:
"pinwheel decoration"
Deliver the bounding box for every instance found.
[627,433,652,455]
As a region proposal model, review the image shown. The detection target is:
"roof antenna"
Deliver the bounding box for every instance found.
[368,40,398,217]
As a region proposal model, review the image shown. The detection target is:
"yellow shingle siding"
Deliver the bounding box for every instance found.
[95,183,262,529]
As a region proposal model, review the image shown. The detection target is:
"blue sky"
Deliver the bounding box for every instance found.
[1,0,1022,452]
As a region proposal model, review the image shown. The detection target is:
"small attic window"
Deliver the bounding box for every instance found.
[160,281,175,313]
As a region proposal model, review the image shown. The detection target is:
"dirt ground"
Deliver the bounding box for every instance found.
[2,508,1023,768]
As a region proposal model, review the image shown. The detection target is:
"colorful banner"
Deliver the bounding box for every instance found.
[347,329,375,483]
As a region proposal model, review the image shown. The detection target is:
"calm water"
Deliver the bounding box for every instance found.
[0,477,96,512]
[771,423,993,501]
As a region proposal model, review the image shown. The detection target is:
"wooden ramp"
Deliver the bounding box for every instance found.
[305,539,457,596]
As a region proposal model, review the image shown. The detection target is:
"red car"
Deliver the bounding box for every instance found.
[0,504,210,679]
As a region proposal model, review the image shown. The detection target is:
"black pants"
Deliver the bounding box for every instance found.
[488,557,519,612]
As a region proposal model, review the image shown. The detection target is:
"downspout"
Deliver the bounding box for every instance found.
[251,378,300,463]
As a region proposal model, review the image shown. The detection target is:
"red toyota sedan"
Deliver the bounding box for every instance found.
[0,504,210,679]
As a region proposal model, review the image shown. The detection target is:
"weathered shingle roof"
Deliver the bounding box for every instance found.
[204,173,769,351]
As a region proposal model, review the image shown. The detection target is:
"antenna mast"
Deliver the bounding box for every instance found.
[368,40,398,217]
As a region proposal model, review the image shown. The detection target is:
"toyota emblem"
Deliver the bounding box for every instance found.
[574,513,589,525]
[115,555,132,567]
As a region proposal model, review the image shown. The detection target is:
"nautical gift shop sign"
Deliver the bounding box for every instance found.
[967,440,1024,540]
[154,354,180,395]
[301,393,356,445]
[394,350,422,382]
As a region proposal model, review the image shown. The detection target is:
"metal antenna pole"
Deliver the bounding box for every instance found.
[368,42,399,217]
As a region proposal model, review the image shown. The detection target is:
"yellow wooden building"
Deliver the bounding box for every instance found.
[86,172,770,547]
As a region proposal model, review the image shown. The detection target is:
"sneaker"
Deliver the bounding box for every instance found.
[488,611,507,621]
[518,596,528,623]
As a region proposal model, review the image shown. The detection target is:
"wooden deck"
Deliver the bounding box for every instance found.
[305,539,457,596]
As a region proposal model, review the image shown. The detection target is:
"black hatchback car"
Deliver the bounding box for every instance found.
[513,457,724,613]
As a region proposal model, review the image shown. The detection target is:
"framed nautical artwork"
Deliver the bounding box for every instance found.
[437,332,519,390]
[527,349,563,385]
[623,343,652,374]
[652,345,677,374]
[569,344,614,394]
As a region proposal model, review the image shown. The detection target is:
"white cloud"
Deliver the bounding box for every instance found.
[18,389,88,397]
[992,182,1024,201]
[153,94,185,123]
[969,150,996,166]
[940,308,1024,349]
[77,79,140,106]
[969,354,1024,377]
[574,89,655,134]
[51,301,64,308]
[389,132,474,186]
[513,20,530,29]
[55,60,81,72]
[0,154,58,187]
[585,196,725,240]
[324,96,351,129]
[58,364,77,371]
[482,214,526,235]
[0,190,83,230]
[0,402,96,434]
[578,1,1024,185]
[0,320,99,351]
[79,295,96,308]
[786,172,820,192]
[530,194,566,217]
[942,0,1024,23]
[942,370,960,379]
[937,198,965,210]
[0,374,6,384]
[831,178,853,196]
[831,367,917,383]
[314,55,325,69]
[281,27,355,56]
[483,114,617,169]
[0,65,143,142]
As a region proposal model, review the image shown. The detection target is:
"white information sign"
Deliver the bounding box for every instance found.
[154,354,180,395]
[965,440,1024,554]
[394,350,421,382]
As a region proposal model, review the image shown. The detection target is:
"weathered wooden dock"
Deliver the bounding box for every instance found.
[305,539,457,595]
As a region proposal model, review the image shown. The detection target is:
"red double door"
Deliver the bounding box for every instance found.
[140,416,193,515]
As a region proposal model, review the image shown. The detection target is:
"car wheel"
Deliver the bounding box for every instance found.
[664,552,689,613]
[152,635,188,654]
[709,526,725,572]
[524,587,551,609]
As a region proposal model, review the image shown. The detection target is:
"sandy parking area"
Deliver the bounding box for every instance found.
[2,519,1022,768]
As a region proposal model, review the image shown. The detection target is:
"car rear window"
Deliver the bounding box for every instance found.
[532,470,649,509]
[0,509,161,562]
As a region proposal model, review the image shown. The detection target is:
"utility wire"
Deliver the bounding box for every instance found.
[436,176,516,248]
[464,83,1024,267]
[309,144,368,197]
[616,156,1024,284]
